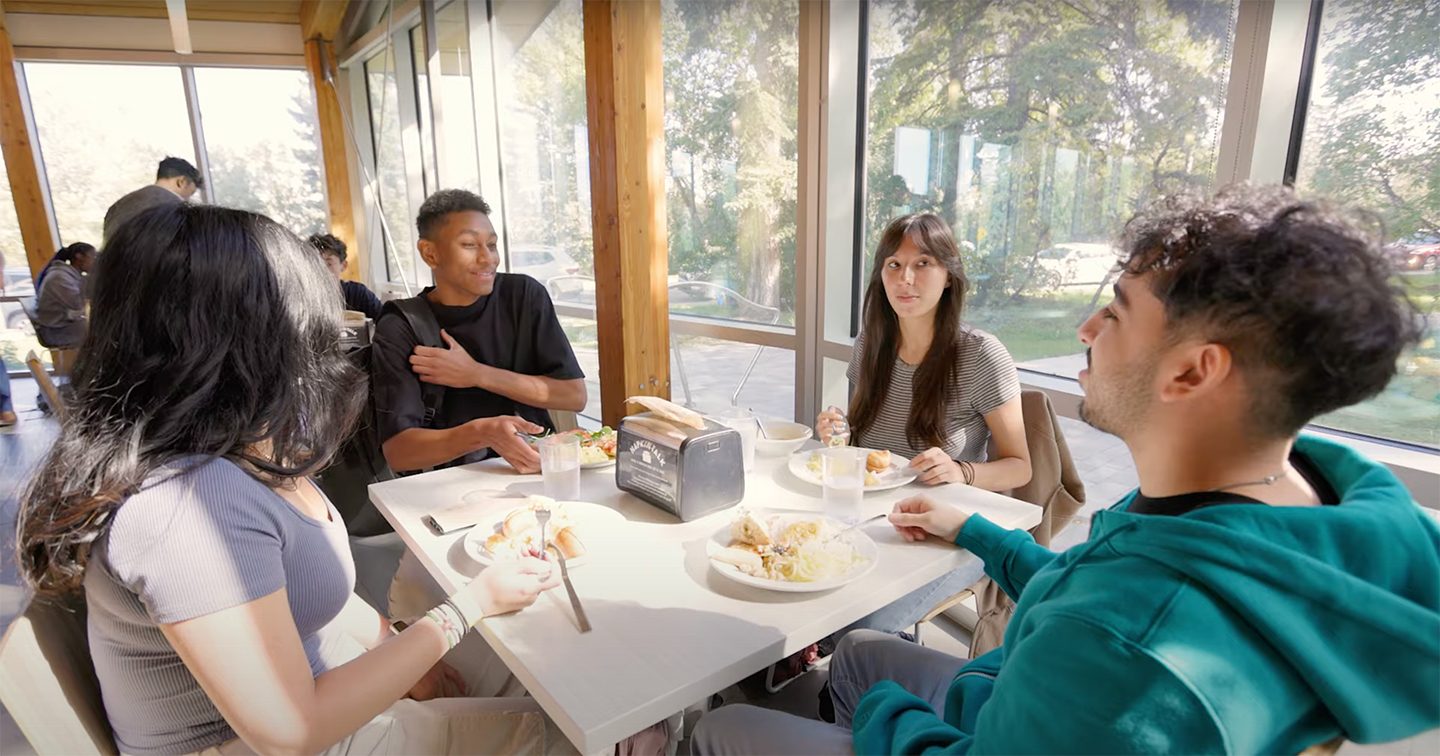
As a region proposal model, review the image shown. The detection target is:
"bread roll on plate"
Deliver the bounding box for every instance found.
[866,449,891,473]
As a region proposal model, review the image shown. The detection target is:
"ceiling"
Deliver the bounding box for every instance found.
[2,0,303,25]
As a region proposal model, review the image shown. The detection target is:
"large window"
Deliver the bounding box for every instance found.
[434,0,481,194]
[364,48,421,287]
[860,0,1238,379]
[491,0,598,418]
[1294,0,1439,449]
[25,63,196,246]
[194,68,327,236]
[662,0,799,329]
[1,155,38,374]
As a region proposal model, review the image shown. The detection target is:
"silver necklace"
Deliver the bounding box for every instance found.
[1215,472,1283,492]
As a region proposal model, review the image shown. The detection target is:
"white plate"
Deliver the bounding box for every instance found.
[706,513,879,593]
[787,449,917,492]
[581,457,616,470]
[463,501,625,569]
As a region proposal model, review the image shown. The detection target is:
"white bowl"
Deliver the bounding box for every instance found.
[754,420,813,457]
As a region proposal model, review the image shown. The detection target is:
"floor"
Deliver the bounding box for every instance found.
[1,378,1431,755]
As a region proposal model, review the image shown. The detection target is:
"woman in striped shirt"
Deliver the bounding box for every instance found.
[819,213,1031,492]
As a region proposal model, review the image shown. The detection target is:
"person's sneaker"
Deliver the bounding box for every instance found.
[897,629,918,644]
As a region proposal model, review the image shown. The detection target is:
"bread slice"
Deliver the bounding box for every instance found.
[730,512,773,546]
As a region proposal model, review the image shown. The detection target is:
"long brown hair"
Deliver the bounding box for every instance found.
[18,204,365,595]
[849,213,970,450]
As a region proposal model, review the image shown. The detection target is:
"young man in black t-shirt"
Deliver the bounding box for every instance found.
[371,189,586,474]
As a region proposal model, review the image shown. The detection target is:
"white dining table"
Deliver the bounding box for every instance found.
[369,447,1042,754]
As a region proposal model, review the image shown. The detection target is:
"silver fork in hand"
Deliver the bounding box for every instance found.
[535,508,550,558]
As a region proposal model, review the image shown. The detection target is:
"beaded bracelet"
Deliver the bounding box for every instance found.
[425,601,466,651]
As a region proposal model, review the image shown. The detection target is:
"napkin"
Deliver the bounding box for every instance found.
[626,395,706,430]
[427,497,516,535]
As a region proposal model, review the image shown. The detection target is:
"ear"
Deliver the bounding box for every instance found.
[417,238,439,269]
[1156,342,1232,404]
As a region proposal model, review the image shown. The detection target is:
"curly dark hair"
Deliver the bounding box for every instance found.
[307,232,348,263]
[1120,184,1424,437]
[416,189,491,240]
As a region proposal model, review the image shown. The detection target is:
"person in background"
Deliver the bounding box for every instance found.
[309,232,383,320]
[694,184,1437,755]
[815,213,1031,637]
[17,203,571,755]
[0,367,14,428]
[35,242,96,348]
[102,156,204,244]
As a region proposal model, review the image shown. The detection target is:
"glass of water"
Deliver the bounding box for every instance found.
[539,434,581,501]
[822,446,865,524]
[719,408,758,472]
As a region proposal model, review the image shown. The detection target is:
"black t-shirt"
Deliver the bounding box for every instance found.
[341,280,383,321]
[1128,450,1341,517]
[371,273,584,464]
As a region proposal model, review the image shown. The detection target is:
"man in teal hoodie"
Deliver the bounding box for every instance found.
[693,185,1439,754]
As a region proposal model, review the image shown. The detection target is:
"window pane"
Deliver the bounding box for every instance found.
[491,0,593,296]
[25,62,194,246]
[1,156,40,374]
[662,0,799,328]
[412,24,437,194]
[862,1,1237,379]
[436,0,481,193]
[558,314,602,422]
[1295,0,1440,449]
[194,68,327,236]
[365,49,420,285]
[670,334,795,420]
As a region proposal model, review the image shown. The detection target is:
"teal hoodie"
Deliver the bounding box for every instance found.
[852,435,1440,753]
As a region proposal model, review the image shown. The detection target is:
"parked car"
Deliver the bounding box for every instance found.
[1396,242,1440,272]
[2,265,36,332]
[1034,242,1120,288]
[509,245,581,286]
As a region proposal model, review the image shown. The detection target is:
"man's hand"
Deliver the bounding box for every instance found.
[406,660,466,700]
[410,330,486,389]
[908,447,964,486]
[887,495,970,543]
[465,416,544,473]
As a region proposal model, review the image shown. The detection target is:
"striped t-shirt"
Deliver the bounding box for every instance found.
[85,457,357,755]
[847,327,1020,462]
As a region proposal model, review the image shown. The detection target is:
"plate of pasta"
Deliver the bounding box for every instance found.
[706,510,878,593]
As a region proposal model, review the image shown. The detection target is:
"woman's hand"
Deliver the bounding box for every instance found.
[454,557,562,621]
[406,660,466,700]
[816,405,846,445]
[887,495,970,543]
[908,447,964,485]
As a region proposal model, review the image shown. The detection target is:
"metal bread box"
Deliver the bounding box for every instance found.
[616,411,745,521]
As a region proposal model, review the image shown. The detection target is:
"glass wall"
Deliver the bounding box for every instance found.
[364,48,420,287]
[859,0,1239,380]
[1294,0,1440,449]
[25,63,195,246]
[662,0,799,330]
[435,0,481,194]
[194,68,327,236]
[0,155,38,374]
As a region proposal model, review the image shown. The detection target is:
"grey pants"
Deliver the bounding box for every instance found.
[691,630,968,755]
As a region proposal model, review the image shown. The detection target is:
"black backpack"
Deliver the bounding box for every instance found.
[318,296,446,536]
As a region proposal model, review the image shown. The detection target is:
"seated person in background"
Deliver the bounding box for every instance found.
[35,241,96,347]
[309,232,383,320]
[18,203,569,755]
[695,184,1439,755]
[372,188,587,475]
[816,213,1031,637]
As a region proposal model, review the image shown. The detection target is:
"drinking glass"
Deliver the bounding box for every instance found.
[720,408,758,472]
[539,434,581,500]
[822,446,865,524]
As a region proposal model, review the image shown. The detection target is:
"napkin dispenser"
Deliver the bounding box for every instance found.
[616,411,744,521]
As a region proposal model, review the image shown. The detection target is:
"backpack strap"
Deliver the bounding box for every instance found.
[387,297,447,428]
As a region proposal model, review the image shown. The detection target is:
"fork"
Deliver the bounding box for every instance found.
[535,508,550,559]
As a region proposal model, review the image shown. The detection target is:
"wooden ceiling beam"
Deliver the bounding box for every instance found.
[0,1,61,277]
[299,0,346,40]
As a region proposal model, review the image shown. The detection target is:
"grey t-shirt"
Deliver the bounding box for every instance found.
[85,457,357,755]
[847,327,1020,461]
[103,184,182,244]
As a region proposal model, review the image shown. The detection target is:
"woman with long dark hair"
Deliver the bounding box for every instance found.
[817,213,1030,636]
[18,204,566,755]
[820,213,1030,489]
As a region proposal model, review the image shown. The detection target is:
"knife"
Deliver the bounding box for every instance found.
[553,551,592,633]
